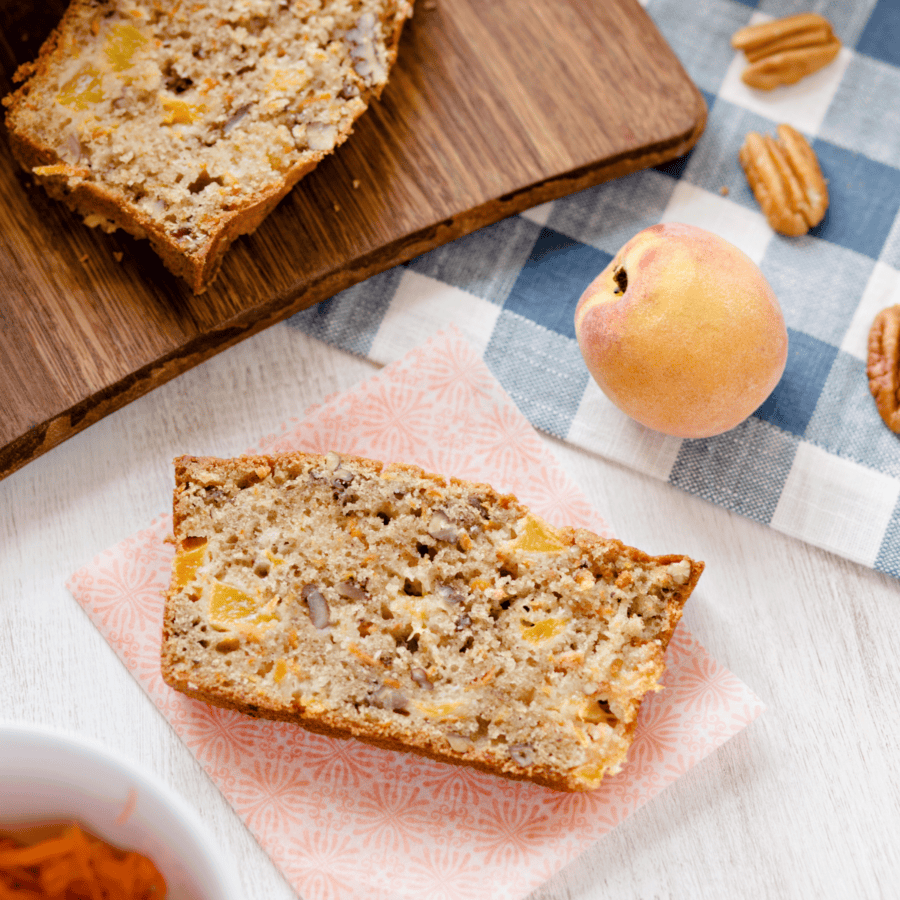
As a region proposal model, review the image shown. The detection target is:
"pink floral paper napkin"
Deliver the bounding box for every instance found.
[68,328,763,900]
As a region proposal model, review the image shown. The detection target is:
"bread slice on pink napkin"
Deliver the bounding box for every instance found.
[68,327,763,900]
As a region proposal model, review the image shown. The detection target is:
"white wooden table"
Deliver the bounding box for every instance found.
[2,324,897,899]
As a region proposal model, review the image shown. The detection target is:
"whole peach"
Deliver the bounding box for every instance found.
[574,223,788,438]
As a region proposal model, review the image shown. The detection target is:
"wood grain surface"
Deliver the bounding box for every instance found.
[2,327,898,900]
[0,0,705,482]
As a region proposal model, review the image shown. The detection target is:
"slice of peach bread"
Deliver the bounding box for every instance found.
[161,451,704,791]
[3,0,413,291]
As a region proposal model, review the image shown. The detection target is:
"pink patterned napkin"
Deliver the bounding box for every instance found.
[68,328,763,900]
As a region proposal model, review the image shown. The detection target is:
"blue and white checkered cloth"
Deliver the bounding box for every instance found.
[289,0,900,579]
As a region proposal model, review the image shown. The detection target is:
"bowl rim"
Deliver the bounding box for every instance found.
[0,719,244,900]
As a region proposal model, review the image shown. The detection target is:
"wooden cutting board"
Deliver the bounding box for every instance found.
[0,0,705,481]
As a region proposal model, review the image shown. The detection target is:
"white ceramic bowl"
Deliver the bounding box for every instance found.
[0,722,242,900]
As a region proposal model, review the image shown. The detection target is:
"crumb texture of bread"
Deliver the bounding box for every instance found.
[161,452,704,792]
[3,0,414,291]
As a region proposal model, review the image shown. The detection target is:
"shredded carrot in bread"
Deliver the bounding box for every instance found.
[0,825,166,898]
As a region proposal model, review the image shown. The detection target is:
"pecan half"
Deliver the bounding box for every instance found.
[867,306,900,434]
[739,124,828,236]
[732,13,841,90]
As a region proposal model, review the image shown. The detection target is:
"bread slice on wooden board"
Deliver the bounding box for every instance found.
[161,451,704,792]
[2,0,414,293]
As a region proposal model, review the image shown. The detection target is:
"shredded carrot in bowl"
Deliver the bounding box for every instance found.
[0,824,166,898]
